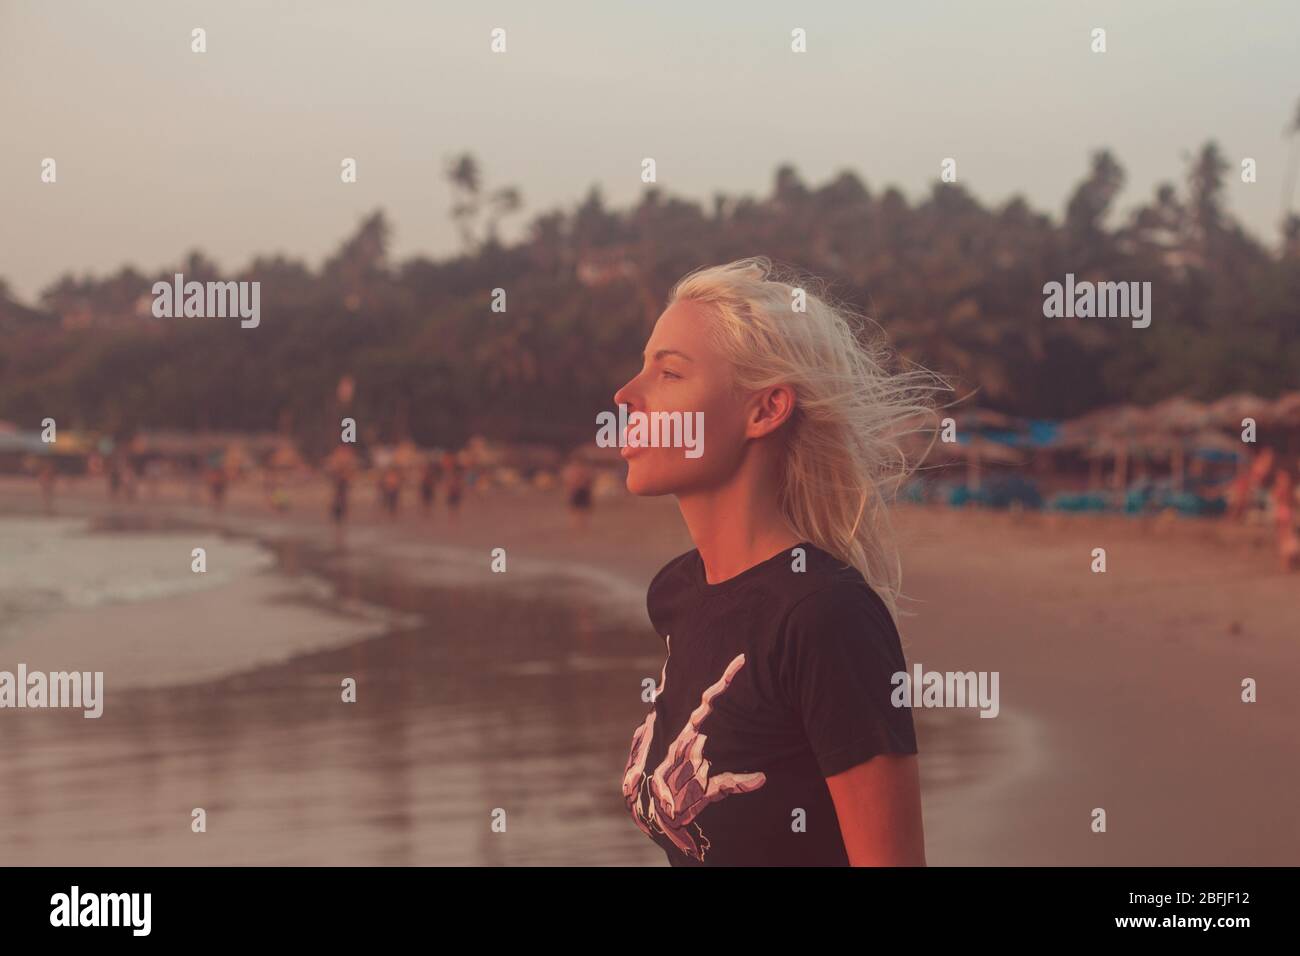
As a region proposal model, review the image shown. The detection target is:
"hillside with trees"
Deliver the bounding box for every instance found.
[2,137,1298,458]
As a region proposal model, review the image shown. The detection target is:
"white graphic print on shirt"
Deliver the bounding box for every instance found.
[621,634,768,861]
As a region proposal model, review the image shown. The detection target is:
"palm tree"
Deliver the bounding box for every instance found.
[1065,149,1125,234]
[1282,97,1300,230]
[446,153,483,251]
[484,187,523,246]
[1186,141,1228,252]
[445,153,522,252]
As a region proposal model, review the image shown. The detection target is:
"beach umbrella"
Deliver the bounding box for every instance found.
[934,434,1024,491]
[1267,391,1300,426]
[947,409,1030,487]
[1209,392,1271,428]
[1061,406,1158,480]
[1067,405,1165,489]
[1147,395,1212,433]
[1060,404,1154,444]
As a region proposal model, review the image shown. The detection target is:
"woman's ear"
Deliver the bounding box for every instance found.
[746,384,797,439]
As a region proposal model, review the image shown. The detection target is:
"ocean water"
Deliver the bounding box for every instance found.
[0,514,1018,865]
[0,515,274,643]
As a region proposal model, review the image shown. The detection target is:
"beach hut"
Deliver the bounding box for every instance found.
[1268,391,1300,423]
[1060,404,1160,490]
[946,408,1026,490]
[1208,393,1272,430]
[1144,397,1214,490]
[932,432,1025,491]
[1147,396,1212,434]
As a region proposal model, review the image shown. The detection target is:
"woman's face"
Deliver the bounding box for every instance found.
[612,300,752,496]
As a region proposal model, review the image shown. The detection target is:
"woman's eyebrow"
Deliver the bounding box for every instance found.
[644,348,694,362]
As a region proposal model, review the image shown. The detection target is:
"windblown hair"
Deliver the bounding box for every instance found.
[668,257,947,626]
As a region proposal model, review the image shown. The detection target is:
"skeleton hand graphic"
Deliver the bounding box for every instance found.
[621,709,659,838]
[622,637,767,861]
[622,636,669,838]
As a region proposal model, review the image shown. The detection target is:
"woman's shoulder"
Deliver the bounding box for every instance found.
[645,548,701,632]
[781,548,898,644]
[648,547,700,591]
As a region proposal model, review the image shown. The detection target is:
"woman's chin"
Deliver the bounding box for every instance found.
[624,466,673,497]
[624,475,655,496]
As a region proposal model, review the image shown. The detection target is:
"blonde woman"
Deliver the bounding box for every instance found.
[618,257,938,866]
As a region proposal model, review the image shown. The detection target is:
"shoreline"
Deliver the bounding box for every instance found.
[1,477,1297,865]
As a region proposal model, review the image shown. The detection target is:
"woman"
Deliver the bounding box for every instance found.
[618,258,939,866]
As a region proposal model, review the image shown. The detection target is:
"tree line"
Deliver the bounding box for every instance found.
[2,137,1298,459]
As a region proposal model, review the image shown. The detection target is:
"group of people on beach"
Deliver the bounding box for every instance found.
[373,452,466,521]
[42,440,596,541]
[322,446,463,529]
[324,445,597,535]
[1227,446,1300,571]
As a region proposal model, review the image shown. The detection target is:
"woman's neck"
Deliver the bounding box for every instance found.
[676,463,802,585]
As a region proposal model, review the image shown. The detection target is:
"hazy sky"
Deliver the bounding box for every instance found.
[2,0,1297,302]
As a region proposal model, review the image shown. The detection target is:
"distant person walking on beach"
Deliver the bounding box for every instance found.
[562,453,595,531]
[107,452,127,501]
[418,457,442,515]
[331,472,350,525]
[325,445,357,547]
[37,459,56,514]
[380,464,403,518]
[617,258,934,867]
[205,457,227,513]
[442,451,464,521]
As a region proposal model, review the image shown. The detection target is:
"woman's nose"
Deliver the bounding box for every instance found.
[613,377,637,410]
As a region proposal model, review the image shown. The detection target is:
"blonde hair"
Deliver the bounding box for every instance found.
[668,257,946,625]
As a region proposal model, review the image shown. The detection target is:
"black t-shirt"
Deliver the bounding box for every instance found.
[621,541,917,866]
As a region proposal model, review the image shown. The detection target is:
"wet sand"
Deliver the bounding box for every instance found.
[0,476,1296,865]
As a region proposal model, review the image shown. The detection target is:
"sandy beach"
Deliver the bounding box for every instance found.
[0,474,1296,865]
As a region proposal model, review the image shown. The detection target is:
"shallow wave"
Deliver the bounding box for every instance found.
[0,515,275,633]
